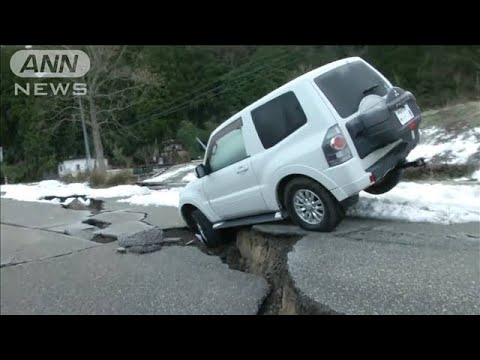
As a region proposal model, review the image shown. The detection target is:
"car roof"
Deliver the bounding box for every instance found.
[209,56,363,138]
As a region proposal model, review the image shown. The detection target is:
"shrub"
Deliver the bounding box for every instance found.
[105,170,136,187]
[61,171,90,184]
[0,163,27,184]
[88,170,108,188]
[403,164,476,181]
[88,170,136,188]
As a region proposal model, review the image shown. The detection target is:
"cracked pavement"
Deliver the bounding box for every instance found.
[1,196,479,315]
[1,224,100,267]
[264,219,479,315]
[0,198,269,315]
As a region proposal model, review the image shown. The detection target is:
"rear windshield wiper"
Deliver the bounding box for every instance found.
[363,84,379,94]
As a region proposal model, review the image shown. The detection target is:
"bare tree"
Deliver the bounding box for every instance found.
[45,46,164,173]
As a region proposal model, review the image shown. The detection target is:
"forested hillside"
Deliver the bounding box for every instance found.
[1,45,479,182]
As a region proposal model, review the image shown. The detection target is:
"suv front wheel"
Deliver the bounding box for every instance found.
[284,178,344,232]
[191,209,224,248]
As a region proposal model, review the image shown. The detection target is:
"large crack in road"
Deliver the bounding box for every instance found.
[70,205,480,315]
[196,227,335,315]
[191,220,480,315]
[76,203,311,314]
[4,196,476,315]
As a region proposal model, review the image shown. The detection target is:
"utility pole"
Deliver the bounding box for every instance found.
[78,97,92,170]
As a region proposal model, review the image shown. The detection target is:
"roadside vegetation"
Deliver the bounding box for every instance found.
[420,101,480,130]
[61,170,136,188]
[1,45,479,183]
[403,164,477,181]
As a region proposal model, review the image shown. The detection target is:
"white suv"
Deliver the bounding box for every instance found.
[179,57,423,247]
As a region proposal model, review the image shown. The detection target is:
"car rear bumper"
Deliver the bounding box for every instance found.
[366,127,420,180]
[330,126,420,201]
[331,173,372,201]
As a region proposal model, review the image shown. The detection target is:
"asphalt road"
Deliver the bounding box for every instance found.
[0,198,269,315]
[1,197,479,315]
[1,242,268,315]
[284,219,480,315]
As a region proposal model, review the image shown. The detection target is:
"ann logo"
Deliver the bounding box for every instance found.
[20,54,79,75]
[10,50,90,78]
[10,49,90,96]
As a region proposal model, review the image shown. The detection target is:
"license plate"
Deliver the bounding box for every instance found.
[395,104,414,125]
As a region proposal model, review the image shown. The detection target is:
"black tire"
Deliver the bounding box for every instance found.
[364,168,403,195]
[284,177,344,232]
[190,209,224,248]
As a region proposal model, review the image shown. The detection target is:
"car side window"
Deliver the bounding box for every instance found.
[207,119,248,173]
[251,91,307,149]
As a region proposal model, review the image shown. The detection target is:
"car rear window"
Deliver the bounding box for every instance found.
[314,61,390,118]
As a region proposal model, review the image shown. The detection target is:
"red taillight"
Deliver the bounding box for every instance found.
[369,174,376,183]
[330,134,346,150]
[323,125,352,167]
[409,121,416,130]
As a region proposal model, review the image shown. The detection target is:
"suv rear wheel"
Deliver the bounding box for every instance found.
[284,178,344,232]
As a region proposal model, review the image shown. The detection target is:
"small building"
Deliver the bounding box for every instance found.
[58,158,109,177]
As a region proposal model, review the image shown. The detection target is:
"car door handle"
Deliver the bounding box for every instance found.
[236,166,248,174]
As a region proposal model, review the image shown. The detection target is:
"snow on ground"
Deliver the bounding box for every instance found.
[63,197,91,206]
[348,182,480,224]
[182,172,197,182]
[0,180,182,208]
[0,180,150,203]
[143,164,197,183]
[407,127,480,164]
[2,179,478,224]
[63,197,77,206]
[472,169,480,180]
[118,188,181,208]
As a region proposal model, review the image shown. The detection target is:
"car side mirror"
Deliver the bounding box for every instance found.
[195,164,208,178]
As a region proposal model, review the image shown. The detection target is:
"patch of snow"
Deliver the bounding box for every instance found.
[143,164,197,183]
[63,197,76,206]
[79,197,91,206]
[118,188,180,208]
[0,180,150,203]
[182,172,197,183]
[87,185,151,198]
[46,198,61,204]
[472,169,480,180]
[407,127,480,164]
[348,182,480,224]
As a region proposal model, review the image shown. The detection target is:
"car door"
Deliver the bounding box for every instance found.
[203,117,268,220]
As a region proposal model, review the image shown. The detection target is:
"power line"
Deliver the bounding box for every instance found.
[149,54,293,117]
[134,54,300,127]
[129,72,289,132]
[130,52,299,128]
[125,60,302,134]
[142,47,290,112]
[132,49,294,122]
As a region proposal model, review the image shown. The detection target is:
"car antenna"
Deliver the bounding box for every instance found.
[196,137,207,151]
